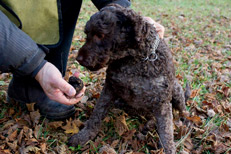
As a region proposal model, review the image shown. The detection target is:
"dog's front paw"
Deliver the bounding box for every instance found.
[68,134,84,147]
[68,128,98,146]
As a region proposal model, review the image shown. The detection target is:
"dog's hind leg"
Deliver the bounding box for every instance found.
[68,84,114,146]
[153,102,176,154]
[171,80,190,116]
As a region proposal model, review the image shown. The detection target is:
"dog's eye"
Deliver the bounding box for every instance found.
[93,34,105,43]
[96,34,104,39]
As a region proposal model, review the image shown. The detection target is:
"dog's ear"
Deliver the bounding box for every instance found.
[113,5,152,49]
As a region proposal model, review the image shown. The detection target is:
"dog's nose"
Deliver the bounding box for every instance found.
[76,55,83,62]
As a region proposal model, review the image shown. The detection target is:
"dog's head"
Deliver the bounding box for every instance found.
[77,4,153,71]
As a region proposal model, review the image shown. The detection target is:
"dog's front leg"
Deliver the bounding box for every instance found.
[153,102,176,154]
[68,84,114,146]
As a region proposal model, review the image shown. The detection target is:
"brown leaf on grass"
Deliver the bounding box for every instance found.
[131,139,140,151]
[34,125,42,139]
[61,119,79,134]
[26,103,36,112]
[23,126,33,139]
[176,125,190,139]
[16,118,30,128]
[2,120,15,130]
[186,116,202,125]
[214,143,229,154]
[8,108,15,116]
[6,138,18,151]
[183,136,193,151]
[73,119,84,128]
[176,74,183,80]
[99,144,117,154]
[23,114,33,126]
[123,129,136,142]
[56,133,68,142]
[26,138,38,146]
[222,86,230,97]
[8,129,17,142]
[104,116,111,123]
[0,149,11,154]
[150,148,164,154]
[56,144,66,154]
[111,139,120,148]
[30,110,41,126]
[194,127,205,137]
[18,129,24,145]
[190,89,201,98]
[24,146,40,153]
[0,117,8,123]
[205,134,217,146]
[115,115,129,136]
[0,134,6,140]
[40,142,47,153]
[48,121,63,129]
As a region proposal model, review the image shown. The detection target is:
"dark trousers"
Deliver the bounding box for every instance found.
[45,0,82,76]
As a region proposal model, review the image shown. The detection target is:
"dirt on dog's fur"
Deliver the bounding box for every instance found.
[69,4,190,154]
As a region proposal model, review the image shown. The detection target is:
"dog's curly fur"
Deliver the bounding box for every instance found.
[68,4,190,154]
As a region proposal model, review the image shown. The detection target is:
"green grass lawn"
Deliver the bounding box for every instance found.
[0,0,231,153]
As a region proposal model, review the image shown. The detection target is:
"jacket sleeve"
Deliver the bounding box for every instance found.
[91,0,130,10]
[0,10,47,77]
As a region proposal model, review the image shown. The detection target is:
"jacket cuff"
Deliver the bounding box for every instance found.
[31,60,47,78]
[13,48,46,76]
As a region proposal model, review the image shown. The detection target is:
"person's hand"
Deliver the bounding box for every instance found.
[35,62,86,105]
[143,17,165,39]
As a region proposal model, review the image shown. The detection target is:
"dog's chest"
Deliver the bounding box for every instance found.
[107,61,172,108]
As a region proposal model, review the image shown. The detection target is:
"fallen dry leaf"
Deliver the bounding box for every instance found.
[61,119,79,134]
[17,129,23,145]
[24,146,40,153]
[183,135,193,151]
[190,89,201,98]
[30,110,41,126]
[186,116,202,125]
[40,142,47,153]
[99,144,117,154]
[8,129,17,142]
[26,103,36,112]
[6,138,17,151]
[115,115,129,136]
[34,125,42,139]
[48,121,63,129]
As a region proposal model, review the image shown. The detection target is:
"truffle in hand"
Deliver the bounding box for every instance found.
[68,76,84,95]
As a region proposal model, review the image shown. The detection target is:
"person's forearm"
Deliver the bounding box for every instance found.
[0,11,46,76]
[91,0,131,10]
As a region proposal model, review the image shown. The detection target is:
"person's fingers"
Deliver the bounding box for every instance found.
[69,96,84,105]
[48,88,84,105]
[56,77,76,97]
[143,17,154,24]
[76,86,86,98]
[54,92,74,105]
[153,21,165,39]
[73,72,80,78]
[143,17,165,39]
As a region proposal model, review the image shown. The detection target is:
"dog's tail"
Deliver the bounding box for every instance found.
[184,82,191,102]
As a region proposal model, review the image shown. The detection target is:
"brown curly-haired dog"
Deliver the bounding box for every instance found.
[69,4,190,154]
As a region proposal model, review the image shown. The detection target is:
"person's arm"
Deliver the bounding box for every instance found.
[0,11,46,76]
[91,0,131,10]
[0,11,85,105]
